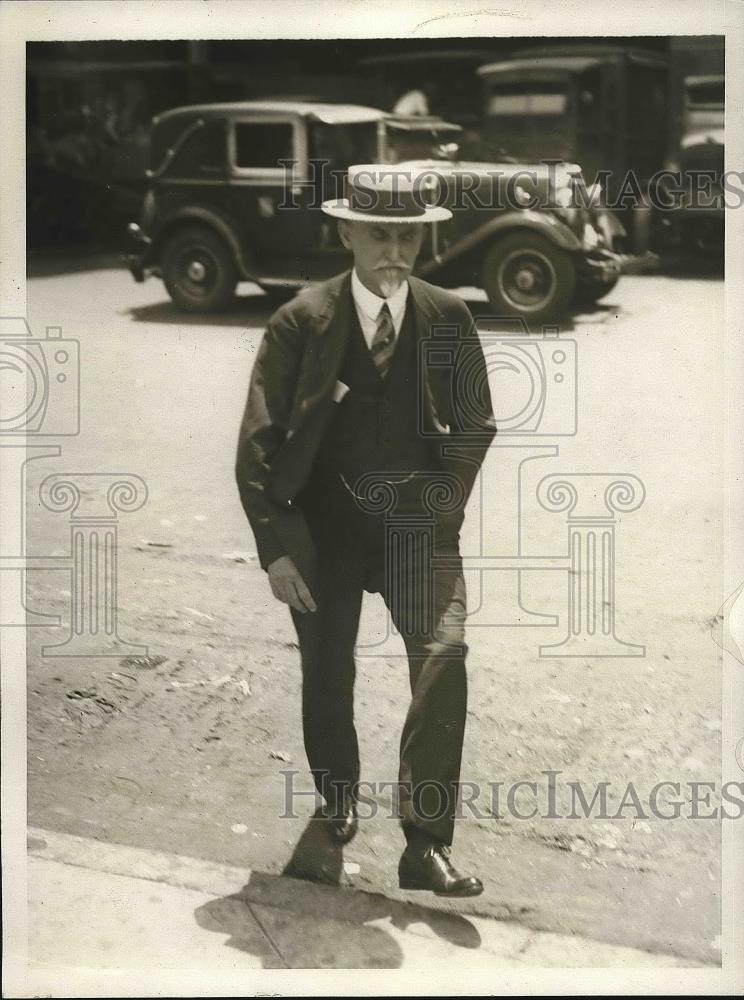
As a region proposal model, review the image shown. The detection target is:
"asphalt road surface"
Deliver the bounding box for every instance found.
[22,264,725,964]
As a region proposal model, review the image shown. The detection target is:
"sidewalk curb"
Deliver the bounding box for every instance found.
[28,827,253,898]
[27,828,697,969]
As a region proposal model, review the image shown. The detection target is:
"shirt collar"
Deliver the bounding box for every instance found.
[351,268,409,325]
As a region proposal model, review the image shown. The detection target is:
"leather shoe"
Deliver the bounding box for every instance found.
[323,800,358,844]
[398,842,483,897]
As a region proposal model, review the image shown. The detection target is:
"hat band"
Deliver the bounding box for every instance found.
[346,174,426,218]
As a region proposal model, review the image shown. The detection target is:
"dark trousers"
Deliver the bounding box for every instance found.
[291,497,468,846]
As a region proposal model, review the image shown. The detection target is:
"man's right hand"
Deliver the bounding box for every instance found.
[267,555,317,614]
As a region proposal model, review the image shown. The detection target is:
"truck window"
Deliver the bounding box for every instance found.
[487,83,568,116]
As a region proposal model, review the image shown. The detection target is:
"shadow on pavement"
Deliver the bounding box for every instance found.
[465,298,617,333]
[27,250,128,278]
[127,293,618,334]
[194,811,482,968]
[656,251,724,280]
[125,291,279,328]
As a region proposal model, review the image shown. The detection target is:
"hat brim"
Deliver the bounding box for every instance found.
[321,199,452,223]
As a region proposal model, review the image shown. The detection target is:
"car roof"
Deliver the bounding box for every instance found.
[153,100,386,126]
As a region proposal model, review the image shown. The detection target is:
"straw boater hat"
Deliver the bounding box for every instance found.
[321,164,452,223]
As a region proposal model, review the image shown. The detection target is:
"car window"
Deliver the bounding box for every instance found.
[308,122,378,171]
[306,122,378,198]
[169,119,225,175]
[234,122,294,169]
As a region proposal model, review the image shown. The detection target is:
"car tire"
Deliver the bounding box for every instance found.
[481,232,576,326]
[161,226,238,313]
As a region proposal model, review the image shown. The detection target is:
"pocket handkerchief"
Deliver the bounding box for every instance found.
[333,380,350,403]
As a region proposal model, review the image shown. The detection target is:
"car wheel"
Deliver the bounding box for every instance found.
[481,232,576,325]
[161,226,237,313]
[575,274,620,306]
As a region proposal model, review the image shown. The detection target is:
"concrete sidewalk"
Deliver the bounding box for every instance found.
[21,827,697,975]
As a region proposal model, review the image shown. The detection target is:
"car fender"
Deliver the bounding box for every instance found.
[153,205,255,280]
[421,210,583,275]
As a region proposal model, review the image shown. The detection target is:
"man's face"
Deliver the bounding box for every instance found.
[338,220,425,298]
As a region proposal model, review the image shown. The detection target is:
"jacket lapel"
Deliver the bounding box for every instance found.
[288,271,353,433]
[408,276,452,434]
[277,272,451,502]
[300,272,449,428]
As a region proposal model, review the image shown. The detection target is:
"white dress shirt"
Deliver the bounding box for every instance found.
[351,268,409,350]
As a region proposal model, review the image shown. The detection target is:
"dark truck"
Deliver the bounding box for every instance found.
[477,44,671,255]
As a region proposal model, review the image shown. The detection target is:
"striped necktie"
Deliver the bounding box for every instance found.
[370,302,396,379]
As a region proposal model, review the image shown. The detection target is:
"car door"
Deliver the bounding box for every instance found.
[301,118,380,277]
[227,112,313,266]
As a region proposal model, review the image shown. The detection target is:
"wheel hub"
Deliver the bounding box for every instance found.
[515,267,537,291]
[498,248,557,310]
[187,260,207,283]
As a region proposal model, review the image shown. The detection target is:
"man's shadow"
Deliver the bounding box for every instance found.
[194,809,482,968]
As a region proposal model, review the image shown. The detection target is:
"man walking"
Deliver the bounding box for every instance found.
[236,165,496,896]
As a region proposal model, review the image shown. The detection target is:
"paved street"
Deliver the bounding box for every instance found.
[21,263,725,969]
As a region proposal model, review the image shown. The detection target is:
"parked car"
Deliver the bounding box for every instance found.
[126,100,646,323]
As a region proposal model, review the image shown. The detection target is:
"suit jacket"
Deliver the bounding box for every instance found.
[235,271,497,590]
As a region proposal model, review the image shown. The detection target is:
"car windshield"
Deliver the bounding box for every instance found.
[308,121,379,172]
[382,123,461,163]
